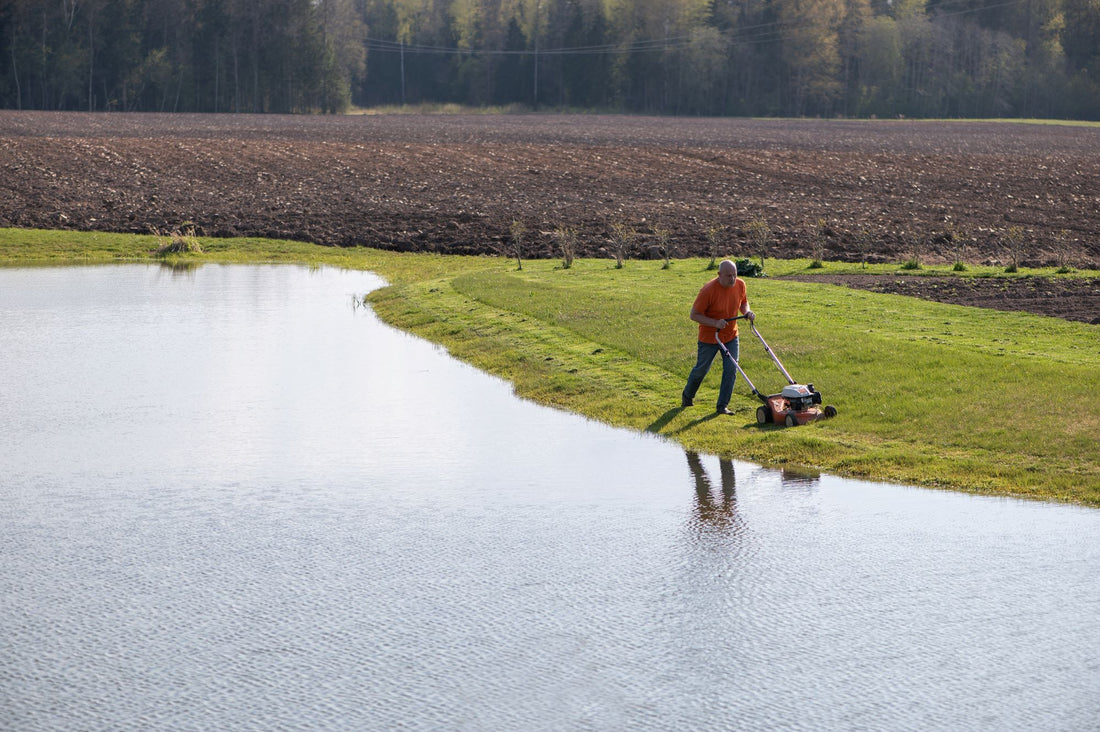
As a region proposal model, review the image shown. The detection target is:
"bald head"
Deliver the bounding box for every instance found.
[717,260,737,287]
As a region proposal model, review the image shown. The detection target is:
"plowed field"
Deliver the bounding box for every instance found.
[2,111,1098,322]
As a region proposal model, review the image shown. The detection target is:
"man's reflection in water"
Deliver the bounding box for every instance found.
[686,450,744,537]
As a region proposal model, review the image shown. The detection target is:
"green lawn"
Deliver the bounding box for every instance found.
[4,227,1098,505]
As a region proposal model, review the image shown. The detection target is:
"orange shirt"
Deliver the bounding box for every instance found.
[693,277,747,343]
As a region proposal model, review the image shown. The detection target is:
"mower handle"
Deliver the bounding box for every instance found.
[714,314,751,328]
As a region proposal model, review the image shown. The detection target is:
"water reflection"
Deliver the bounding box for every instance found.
[157,259,202,275]
[2,265,1098,732]
[686,450,745,538]
[780,465,821,490]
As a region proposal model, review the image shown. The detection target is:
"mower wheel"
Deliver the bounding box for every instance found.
[756,406,771,424]
[785,413,797,427]
[824,405,838,418]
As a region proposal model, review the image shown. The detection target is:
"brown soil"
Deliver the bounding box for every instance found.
[2,111,1098,322]
[784,274,1100,324]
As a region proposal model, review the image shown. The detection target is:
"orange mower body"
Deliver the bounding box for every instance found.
[756,384,838,428]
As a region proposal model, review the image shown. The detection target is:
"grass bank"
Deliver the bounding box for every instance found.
[3,227,1098,505]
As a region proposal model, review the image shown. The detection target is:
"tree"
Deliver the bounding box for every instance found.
[0,0,1098,118]
[858,14,903,115]
[776,0,845,115]
[1062,0,1100,101]
[678,26,728,114]
[317,0,367,112]
[837,0,872,115]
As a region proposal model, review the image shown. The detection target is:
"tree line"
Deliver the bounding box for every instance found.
[2,0,1098,118]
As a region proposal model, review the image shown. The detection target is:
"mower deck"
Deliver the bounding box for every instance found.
[756,393,838,427]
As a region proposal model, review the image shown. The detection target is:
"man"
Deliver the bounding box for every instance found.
[681,259,754,415]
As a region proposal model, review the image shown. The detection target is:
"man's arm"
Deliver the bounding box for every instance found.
[690,307,729,330]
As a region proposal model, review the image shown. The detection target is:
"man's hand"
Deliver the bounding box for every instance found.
[744,310,755,322]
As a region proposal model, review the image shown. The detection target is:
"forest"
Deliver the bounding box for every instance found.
[1,0,1099,119]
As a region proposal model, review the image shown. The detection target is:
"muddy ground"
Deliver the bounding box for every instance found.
[1,112,1097,322]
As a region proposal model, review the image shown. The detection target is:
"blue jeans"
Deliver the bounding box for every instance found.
[682,337,738,409]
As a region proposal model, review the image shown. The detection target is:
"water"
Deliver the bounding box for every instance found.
[1,265,1097,731]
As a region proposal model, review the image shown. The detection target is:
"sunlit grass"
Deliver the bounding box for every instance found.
[371,257,1100,505]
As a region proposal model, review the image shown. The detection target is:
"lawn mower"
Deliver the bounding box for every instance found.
[714,317,838,427]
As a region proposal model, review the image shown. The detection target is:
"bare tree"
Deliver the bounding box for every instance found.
[705,225,723,270]
[811,218,828,268]
[1004,226,1025,273]
[851,227,873,269]
[554,225,577,269]
[654,227,673,269]
[946,223,968,271]
[745,218,771,272]
[508,219,525,270]
[900,228,923,270]
[1054,229,1075,273]
[609,222,635,269]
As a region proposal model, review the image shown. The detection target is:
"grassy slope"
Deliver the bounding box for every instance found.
[3,228,1098,505]
[369,258,1100,505]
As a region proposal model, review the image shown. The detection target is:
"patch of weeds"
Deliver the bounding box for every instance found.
[153,224,203,256]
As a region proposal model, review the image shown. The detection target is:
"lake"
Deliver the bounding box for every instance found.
[1,264,1097,731]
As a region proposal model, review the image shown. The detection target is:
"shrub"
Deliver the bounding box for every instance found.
[735,258,766,277]
[554,225,577,269]
[153,225,203,256]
